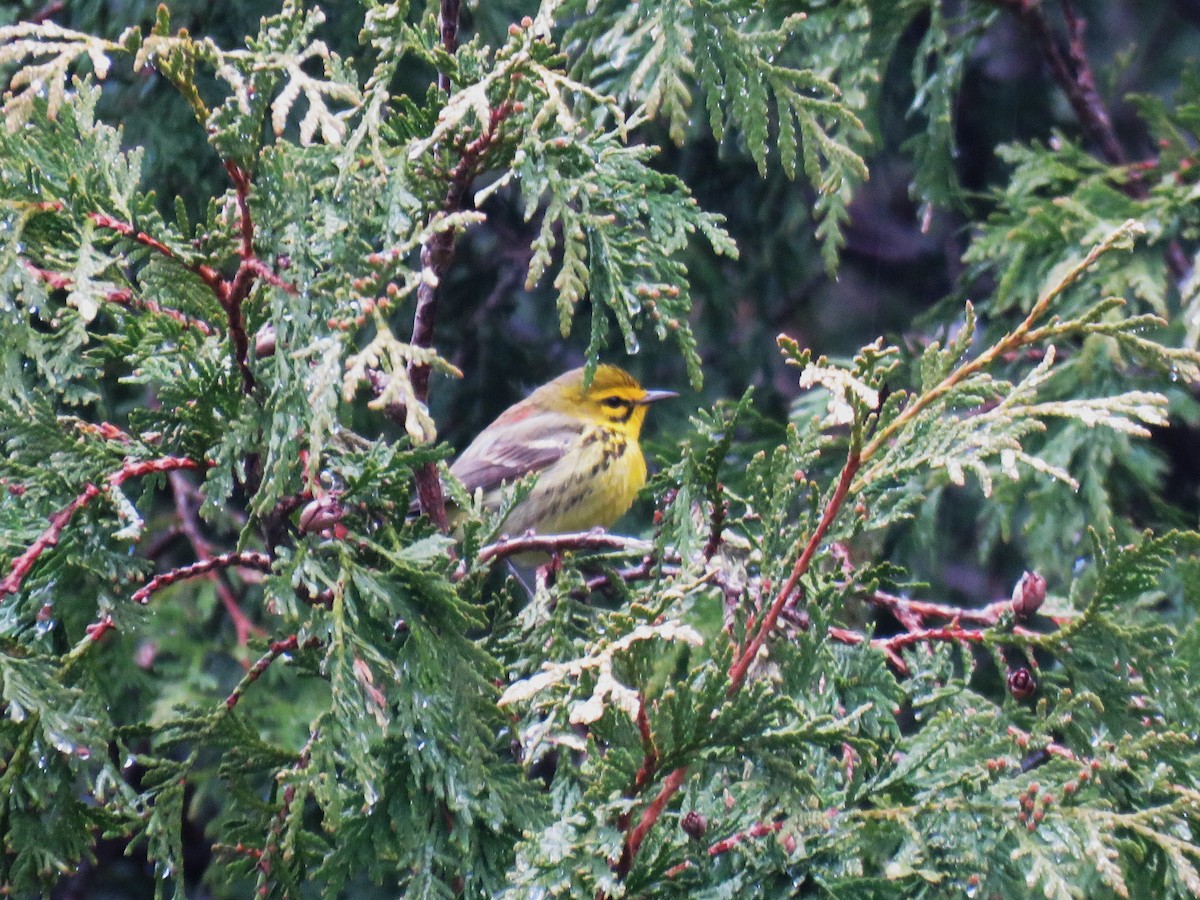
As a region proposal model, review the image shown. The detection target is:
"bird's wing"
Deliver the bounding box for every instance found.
[449,410,585,495]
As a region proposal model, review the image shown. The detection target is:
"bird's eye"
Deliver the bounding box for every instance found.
[601,396,627,409]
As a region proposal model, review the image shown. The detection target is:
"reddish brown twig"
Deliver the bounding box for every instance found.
[629,696,659,797]
[1,484,100,596]
[665,818,787,877]
[168,469,263,646]
[828,622,999,677]
[89,160,301,394]
[133,551,273,605]
[2,456,208,597]
[583,560,681,594]
[27,0,64,24]
[863,589,1071,629]
[728,450,862,695]
[257,726,319,889]
[615,766,687,878]
[461,530,653,576]
[406,99,518,531]
[225,634,321,710]
[88,212,178,260]
[436,0,461,95]
[707,819,784,857]
[23,260,215,335]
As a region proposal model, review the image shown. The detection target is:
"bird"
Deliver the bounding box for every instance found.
[449,365,677,535]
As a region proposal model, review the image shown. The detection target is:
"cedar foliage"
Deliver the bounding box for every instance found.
[2,1,1200,897]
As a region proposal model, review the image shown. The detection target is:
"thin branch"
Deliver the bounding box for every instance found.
[405,98,516,531]
[991,0,1124,164]
[863,589,1070,629]
[219,161,259,394]
[436,0,461,95]
[583,559,680,594]
[615,766,688,878]
[1,484,100,597]
[402,0,464,532]
[629,696,659,797]
[257,725,319,891]
[702,483,728,561]
[707,820,784,857]
[132,551,273,605]
[727,448,862,695]
[88,158,301,395]
[460,529,653,577]
[168,469,264,645]
[2,456,208,597]
[225,634,322,710]
[27,0,65,24]
[23,260,215,335]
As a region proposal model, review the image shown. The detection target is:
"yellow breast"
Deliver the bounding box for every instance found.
[497,428,647,536]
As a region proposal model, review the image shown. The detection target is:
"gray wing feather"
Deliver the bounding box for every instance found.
[449,410,583,495]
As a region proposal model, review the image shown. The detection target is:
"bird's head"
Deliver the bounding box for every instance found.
[533,364,677,435]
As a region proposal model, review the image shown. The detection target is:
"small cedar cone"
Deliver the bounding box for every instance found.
[680,811,708,839]
[1008,667,1037,700]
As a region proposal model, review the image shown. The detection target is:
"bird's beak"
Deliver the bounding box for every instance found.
[638,389,679,405]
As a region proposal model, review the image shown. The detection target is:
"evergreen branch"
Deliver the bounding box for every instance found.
[224,633,322,710]
[612,443,861,879]
[615,765,687,879]
[0,21,115,129]
[855,220,1145,489]
[23,259,214,335]
[90,160,296,395]
[706,819,784,858]
[1,455,207,597]
[257,723,320,893]
[469,530,653,572]
[406,100,515,532]
[728,446,862,695]
[168,469,263,645]
[132,551,273,605]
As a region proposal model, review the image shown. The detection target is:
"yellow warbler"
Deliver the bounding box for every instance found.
[450,365,676,535]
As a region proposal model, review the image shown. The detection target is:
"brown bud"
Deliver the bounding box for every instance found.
[1011,570,1046,618]
[1007,667,1037,700]
[298,495,344,535]
[680,811,707,839]
[254,324,276,359]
